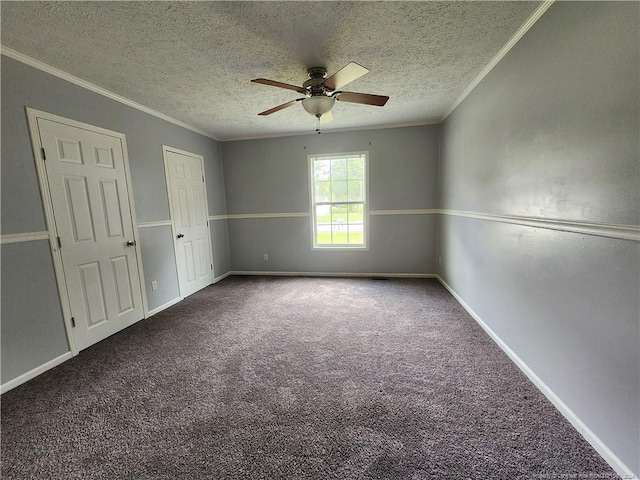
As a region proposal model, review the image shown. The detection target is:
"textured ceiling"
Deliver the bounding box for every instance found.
[1,1,541,141]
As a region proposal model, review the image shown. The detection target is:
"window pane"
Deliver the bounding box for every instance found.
[332,226,348,244]
[347,203,364,224]
[331,204,347,244]
[317,231,332,245]
[348,224,364,244]
[314,159,331,181]
[330,158,347,180]
[347,157,364,180]
[316,204,331,224]
[316,205,331,244]
[348,180,364,201]
[315,181,331,202]
[331,180,348,202]
[331,204,347,231]
[346,203,364,245]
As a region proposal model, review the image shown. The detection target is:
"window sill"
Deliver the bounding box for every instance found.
[312,245,369,252]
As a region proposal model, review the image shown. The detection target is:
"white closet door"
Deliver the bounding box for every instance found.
[165,148,213,297]
[39,118,144,351]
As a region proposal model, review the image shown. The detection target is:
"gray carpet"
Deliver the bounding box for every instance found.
[1,277,617,479]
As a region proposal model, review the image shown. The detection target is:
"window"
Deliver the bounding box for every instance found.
[309,152,368,249]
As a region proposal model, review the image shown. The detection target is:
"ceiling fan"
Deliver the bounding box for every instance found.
[251,62,389,128]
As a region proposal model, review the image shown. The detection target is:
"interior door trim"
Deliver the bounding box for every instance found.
[26,108,149,355]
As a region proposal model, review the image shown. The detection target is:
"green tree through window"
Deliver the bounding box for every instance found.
[309,152,367,248]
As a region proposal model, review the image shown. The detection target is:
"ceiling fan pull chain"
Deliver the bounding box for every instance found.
[315,115,322,134]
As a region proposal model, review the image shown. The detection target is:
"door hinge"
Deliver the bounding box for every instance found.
[41,147,47,160]
[211,264,213,270]
[202,175,205,183]
[71,317,76,328]
[57,236,62,248]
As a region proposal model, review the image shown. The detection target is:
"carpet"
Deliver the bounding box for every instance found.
[1,277,617,479]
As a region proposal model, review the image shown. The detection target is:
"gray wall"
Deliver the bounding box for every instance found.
[1,241,70,381]
[204,142,232,278]
[222,125,439,274]
[438,2,639,475]
[1,55,230,384]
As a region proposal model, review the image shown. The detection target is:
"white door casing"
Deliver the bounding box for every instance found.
[163,146,213,298]
[28,109,146,352]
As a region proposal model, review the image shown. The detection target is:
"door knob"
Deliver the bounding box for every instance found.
[177,233,184,239]
[126,240,136,247]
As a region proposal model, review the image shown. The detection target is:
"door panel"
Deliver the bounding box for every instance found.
[111,255,135,314]
[38,118,144,351]
[100,179,124,238]
[178,186,191,228]
[192,186,204,227]
[64,175,95,242]
[165,148,213,297]
[197,238,208,278]
[57,138,84,164]
[95,146,115,168]
[78,261,108,327]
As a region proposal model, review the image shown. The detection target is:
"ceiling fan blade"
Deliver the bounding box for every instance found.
[258,99,303,116]
[320,110,334,124]
[251,78,306,94]
[323,62,369,91]
[336,91,389,107]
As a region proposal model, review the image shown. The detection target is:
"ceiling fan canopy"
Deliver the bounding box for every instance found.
[251,62,389,123]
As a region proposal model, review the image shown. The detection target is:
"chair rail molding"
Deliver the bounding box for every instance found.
[438,209,640,242]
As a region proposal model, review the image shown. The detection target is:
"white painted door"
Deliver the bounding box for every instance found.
[164,147,213,297]
[38,118,144,351]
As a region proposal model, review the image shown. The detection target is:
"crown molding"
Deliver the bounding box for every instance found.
[222,120,439,143]
[1,46,220,141]
[441,0,556,121]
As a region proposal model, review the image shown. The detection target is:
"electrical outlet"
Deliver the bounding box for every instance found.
[151,280,158,291]
[263,254,269,261]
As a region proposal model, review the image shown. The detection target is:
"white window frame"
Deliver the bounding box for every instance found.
[308,151,369,251]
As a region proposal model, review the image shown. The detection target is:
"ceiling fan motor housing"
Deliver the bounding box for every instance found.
[303,66,329,94]
[307,66,327,79]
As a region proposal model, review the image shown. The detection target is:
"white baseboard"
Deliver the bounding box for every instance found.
[1,351,74,394]
[435,275,638,480]
[145,296,182,318]
[212,271,232,283]
[144,272,231,318]
[229,270,437,279]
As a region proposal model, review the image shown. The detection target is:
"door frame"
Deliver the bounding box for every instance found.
[162,145,214,298]
[26,108,148,355]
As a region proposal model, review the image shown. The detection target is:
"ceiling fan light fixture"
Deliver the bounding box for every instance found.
[302,96,335,117]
